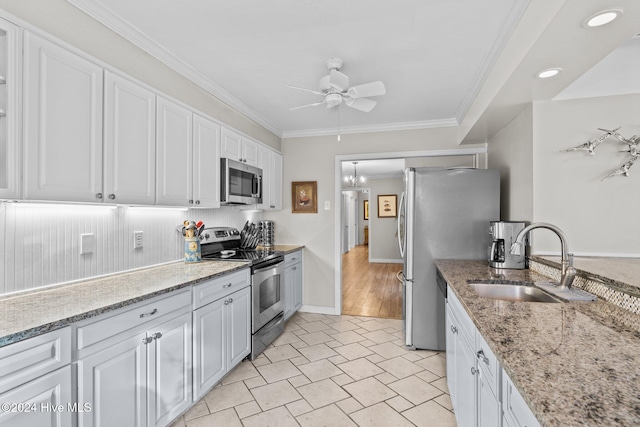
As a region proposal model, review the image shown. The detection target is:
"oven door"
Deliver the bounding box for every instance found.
[251,259,285,333]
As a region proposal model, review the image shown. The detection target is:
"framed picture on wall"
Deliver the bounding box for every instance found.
[364,200,369,220]
[292,181,317,213]
[377,194,397,218]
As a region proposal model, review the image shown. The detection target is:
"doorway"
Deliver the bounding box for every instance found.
[336,151,483,318]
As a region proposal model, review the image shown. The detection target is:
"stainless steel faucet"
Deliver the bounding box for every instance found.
[510,222,576,289]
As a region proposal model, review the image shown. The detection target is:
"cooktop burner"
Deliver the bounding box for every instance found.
[199,226,283,265]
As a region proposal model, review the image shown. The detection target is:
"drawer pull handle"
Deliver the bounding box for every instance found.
[223,283,233,288]
[140,308,158,318]
[153,332,163,340]
[142,337,153,344]
[450,325,458,334]
[477,349,489,366]
[292,257,297,261]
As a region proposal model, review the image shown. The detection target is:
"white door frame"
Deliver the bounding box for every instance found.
[333,147,487,315]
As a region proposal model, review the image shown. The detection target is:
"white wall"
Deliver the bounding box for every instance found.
[531,94,640,255]
[263,127,485,310]
[487,103,534,221]
[0,0,280,150]
[368,177,403,262]
[357,191,369,244]
[0,203,259,295]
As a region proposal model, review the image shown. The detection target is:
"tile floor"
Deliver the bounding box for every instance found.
[170,312,456,427]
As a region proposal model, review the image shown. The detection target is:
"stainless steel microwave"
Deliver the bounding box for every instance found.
[220,158,263,205]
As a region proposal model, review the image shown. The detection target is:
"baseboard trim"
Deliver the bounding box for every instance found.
[369,258,404,264]
[298,305,338,315]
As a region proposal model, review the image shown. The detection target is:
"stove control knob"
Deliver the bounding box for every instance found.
[204,233,210,239]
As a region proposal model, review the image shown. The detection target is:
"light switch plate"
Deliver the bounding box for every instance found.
[80,233,95,255]
[325,201,331,210]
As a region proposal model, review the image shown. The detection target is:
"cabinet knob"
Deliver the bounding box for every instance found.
[96,193,103,200]
[292,267,297,271]
[153,332,162,340]
[450,325,458,334]
[108,194,116,200]
[224,299,230,305]
[228,298,233,304]
[471,367,478,376]
[142,337,153,344]
[195,200,200,205]
[189,199,194,204]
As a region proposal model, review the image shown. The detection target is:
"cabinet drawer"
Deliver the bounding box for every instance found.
[76,290,191,351]
[502,370,541,427]
[284,250,301,268]
[476,332,500,396]
[0,327,71,394]
[447,287,475,343]
[193,269,250,309]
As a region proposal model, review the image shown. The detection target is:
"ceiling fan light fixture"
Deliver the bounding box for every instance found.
[584,9,622,27]
[325,93,343,108]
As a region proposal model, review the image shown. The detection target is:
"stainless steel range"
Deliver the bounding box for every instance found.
[200,227,285,360]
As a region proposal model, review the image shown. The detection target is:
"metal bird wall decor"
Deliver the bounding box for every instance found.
[564,127,640,180]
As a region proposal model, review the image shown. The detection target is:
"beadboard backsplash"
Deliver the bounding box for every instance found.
[0,202,261,295]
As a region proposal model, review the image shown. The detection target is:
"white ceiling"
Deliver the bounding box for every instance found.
[68,0,529,138]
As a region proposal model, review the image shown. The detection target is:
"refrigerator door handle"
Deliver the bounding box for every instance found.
[397,191,406,257]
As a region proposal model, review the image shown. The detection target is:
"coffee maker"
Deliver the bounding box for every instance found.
[489,221,527,269]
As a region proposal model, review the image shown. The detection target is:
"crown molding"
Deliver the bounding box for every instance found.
[66,0,283,137]
[281,118,458,139]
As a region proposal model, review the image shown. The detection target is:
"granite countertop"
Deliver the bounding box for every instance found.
[0,260,249,347]
[435,259,640,427]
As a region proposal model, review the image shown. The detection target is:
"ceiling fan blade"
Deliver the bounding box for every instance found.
[347,81,386,98]
[329,69,349,92]
[289,100,325,110]
[286,85,324,96]
[345,97,377,113]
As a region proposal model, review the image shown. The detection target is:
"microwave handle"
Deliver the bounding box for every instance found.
[252,175,262,198]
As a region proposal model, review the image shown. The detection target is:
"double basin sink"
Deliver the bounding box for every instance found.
[467,280,560,303]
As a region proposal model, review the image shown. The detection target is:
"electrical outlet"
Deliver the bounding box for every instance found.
[134,231,144,249]
[80,233,95,255]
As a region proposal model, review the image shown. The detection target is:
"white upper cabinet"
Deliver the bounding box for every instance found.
[103,71,156,205]
[156,97,193,206]
[193,114,221,208]
[220,127,260,167]
[24,32,104,202]
[0,18,21,199]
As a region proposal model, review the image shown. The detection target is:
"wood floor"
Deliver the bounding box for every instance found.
[342,244,403,319]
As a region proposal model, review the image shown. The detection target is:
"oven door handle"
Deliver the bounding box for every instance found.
[253,262,284,275]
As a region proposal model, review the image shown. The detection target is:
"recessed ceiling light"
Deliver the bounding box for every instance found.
[537,68,562,79]
[585,9,622,27]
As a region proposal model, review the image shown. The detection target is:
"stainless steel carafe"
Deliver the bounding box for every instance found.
[489,221,527,269]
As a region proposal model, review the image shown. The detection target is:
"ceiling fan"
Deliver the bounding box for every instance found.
[287,58,386,113]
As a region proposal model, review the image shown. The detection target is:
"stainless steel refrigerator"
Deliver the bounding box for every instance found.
[397,168,500,350]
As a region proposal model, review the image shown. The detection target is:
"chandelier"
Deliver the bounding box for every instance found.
[344,161,366,187]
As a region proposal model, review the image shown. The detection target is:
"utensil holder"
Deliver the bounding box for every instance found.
[184,237,201,263]
[260,220,275,247]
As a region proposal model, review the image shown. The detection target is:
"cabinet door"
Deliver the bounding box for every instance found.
[0,366,72,427]
[156,97,192,206]
[227,286,251,368]
[24,32,104,202]
[241,137,260,167]
[292,262,302,311]
[193,114,221,208]
[456,333,477,427]
[78,332,148,427]
[283,264,295,320]
[0,18,21,199]
[104,71,156,204]
[220,127,242,161]
[445,306,458,409]
[193,297,226,400]
[270,151,283,210]
[258,146,272,210]
[149,312,192,427]
[478,371,501,427]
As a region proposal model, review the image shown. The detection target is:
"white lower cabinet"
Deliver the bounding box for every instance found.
[76,290,192,427]
[193,278,251,401]
[284,250,303,320]
[446,284,540,427]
